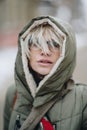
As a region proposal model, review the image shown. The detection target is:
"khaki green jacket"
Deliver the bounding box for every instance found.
[4,84,87,130]
[3,16,87,130]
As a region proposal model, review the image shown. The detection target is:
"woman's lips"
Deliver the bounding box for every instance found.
[37,60,53,66]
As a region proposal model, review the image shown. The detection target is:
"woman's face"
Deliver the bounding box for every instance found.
[29,44,61,76]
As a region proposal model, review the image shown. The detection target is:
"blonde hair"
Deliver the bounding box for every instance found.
[24,23,64,58]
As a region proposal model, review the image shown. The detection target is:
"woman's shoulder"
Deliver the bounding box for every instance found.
[5,84,17,107]
[74,83,87,107]
[6,84,17,98]
[75,83,87,92]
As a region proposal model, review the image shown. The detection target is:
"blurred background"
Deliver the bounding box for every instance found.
[0,0,87,129]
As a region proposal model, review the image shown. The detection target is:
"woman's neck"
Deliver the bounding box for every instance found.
[29,66,44,86]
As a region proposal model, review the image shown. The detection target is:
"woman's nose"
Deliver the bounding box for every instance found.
[41,49,52,56]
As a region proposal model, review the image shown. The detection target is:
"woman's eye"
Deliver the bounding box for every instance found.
[53,42,60,48]
[29,43,40,51]
[30,43,38,48]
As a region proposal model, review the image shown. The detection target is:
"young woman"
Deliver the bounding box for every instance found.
[3,16,87,130]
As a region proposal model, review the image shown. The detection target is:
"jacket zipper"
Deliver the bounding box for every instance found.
[14,114,21,130]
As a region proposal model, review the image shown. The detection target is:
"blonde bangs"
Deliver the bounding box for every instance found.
[24,24,64,58]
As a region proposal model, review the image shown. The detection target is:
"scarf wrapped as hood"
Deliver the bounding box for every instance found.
[15,16,76,108]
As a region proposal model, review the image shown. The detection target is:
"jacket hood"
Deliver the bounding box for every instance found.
[15,16,76,107]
